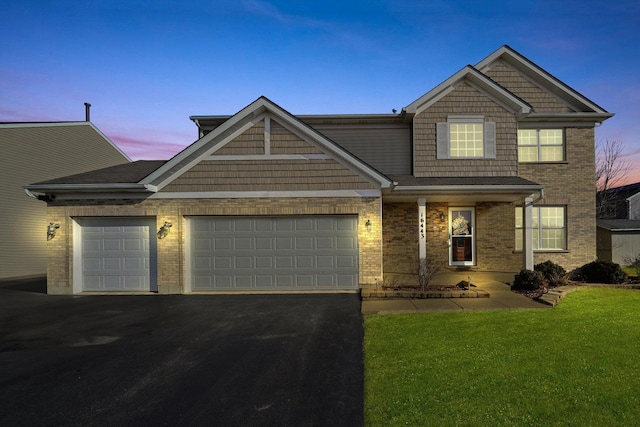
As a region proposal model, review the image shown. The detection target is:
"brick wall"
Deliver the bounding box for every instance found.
[383,202,522,278]
[46,196,382,294]
[519,127,597,271]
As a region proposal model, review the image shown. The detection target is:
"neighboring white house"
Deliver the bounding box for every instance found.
[0,122,130,280]
[597,220,640,266]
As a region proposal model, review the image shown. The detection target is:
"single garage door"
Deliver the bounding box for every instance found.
[77,218,157,292]
[188,216,359,291]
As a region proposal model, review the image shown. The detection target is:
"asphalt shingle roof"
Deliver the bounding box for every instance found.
[33,160,166,185]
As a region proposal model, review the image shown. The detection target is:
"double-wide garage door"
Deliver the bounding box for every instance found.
[77,218,157,292]
[189,216,359,291]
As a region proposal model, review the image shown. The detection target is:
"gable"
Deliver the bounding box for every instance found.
[475,45,612,117]
[412,82,518,178]
[162,116,376,192]
[147,97,392,195]
[482,60,572,113]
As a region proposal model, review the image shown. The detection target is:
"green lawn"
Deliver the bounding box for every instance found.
[364,288,640,426]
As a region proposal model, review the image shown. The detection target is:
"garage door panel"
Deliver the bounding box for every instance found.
[78,218,156,292]
[189,216,358,291]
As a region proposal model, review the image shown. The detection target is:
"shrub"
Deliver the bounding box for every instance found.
[573,260,628,284]
[622,253,640,278]
[512,269,545,291]
[534,260,566,285]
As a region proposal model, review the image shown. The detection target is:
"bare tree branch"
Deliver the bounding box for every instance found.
[596,140,631,218]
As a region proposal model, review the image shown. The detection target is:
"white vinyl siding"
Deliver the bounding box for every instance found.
[518,129,564,162]
[515,206,566,251]
[437,116,495,159]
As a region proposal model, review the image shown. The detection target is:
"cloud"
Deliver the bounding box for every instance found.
[107,133,190,161]
[241,0,325,28]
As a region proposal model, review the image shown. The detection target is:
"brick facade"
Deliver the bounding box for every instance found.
[518,127,597,270]
[47,196,382,294]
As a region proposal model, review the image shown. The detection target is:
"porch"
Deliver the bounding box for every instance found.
[361,270,549,313]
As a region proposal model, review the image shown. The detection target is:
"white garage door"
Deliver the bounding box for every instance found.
[188,216,359,291]
[77,218,157,292]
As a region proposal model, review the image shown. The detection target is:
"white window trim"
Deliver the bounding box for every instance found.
[515,206,567,251]
[517,128,565,163]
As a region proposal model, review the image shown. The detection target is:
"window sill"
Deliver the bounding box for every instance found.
[513,250,569,253]
[519,161,568,165]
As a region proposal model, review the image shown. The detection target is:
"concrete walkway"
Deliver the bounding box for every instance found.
[362,271,551,314]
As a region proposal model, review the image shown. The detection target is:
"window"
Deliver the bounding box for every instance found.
[437,116,495,159]
[515,206,566,251]
[450,123,484,157]
[518,129,564,162]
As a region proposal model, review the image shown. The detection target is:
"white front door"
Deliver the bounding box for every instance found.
[449,208,475,266]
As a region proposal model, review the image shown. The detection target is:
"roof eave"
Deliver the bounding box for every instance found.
[392,184,544,193]
[24,183,157,193]
[521,112,615,123]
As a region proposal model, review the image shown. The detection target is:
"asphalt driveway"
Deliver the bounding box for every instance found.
[0,279,363,426]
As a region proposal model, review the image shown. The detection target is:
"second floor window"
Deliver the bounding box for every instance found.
[450,123,484,157]
[437,116,496,159]
[518,129,564,162]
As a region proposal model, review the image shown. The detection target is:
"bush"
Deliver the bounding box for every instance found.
[572,260,628,284]
[512,269,545,291]
[534,260,566,285]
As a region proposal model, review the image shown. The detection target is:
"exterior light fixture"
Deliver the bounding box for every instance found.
[158,221,172,239]
[365,219,372,231]
[47,223,60,240]
[439,212,446,221]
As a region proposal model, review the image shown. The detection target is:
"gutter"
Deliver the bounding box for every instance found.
[23,183,157,193]
[393,184,544,193]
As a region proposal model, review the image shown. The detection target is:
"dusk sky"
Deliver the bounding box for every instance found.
[2,0,639,183]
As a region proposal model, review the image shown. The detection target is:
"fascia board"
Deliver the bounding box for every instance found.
[393,184,543,193]
[24,183,151,193]
[521,112,615,122]
[404,66,530,116]
[86,122,132,162]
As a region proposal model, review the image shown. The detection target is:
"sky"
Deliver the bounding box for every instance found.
[1,0,639,184]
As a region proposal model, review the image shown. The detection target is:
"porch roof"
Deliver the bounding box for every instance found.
[385,175,543,203]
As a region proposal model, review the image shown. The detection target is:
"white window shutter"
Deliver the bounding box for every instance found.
[436,122,449,159]
[484,122,496,159]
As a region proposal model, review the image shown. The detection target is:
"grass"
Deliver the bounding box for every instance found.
[364,288,640,426]
[621,264,638,278]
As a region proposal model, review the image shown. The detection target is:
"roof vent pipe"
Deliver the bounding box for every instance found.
[84,102,91,121]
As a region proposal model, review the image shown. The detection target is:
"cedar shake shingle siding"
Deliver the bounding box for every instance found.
[213,121,265,155]
[161,159,377,192]
[483,61,572,112]
[413,83,519,177]
[270,121,323,154]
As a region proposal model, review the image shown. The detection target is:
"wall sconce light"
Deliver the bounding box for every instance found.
[47,223,60,240]
[365,219,372,231]
[158,221,172,239]
[439,212,446,222]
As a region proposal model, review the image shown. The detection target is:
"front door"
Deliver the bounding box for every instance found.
[449,208,475,266]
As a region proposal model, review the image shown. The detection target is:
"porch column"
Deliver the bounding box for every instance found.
[418,198,426,259]
[523,196,534,270]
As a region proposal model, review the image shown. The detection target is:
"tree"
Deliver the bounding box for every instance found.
[596,140,631,218]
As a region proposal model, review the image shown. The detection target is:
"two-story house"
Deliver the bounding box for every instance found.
[25,46,613,294]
